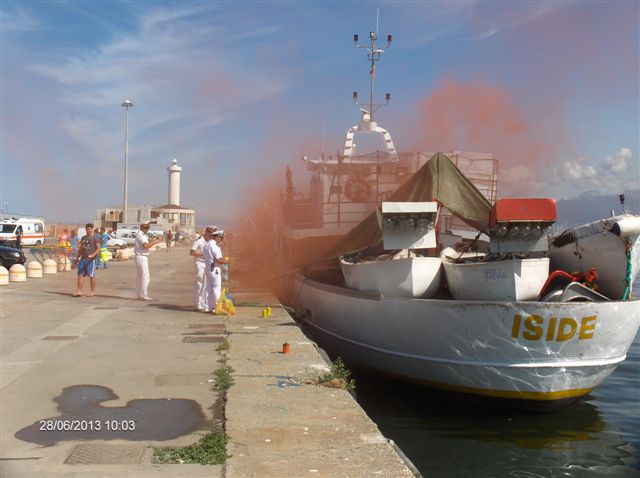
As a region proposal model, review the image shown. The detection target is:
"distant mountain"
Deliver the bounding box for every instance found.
[556,189,639,228]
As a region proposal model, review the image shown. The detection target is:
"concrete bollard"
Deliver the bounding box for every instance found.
[0,266,8,286]
[57,256,67,272]
[43,259,57,274]
[27,261,43,278]
[9,264,27,282]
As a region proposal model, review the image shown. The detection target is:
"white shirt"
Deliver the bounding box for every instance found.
[203,240,223,269]
[135,231,150,256]
[191,237,207,263]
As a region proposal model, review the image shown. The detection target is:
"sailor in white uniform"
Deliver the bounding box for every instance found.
[134,223,161,300]
[203,229,228,313]
[190,227,214,311]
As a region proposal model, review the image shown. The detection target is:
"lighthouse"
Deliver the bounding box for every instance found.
[167,158,182,206]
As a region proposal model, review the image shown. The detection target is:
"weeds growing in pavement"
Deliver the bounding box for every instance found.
[213,364,234,391]
[154,431,228,464]
[319,357,356,391]
[216,337,230,351]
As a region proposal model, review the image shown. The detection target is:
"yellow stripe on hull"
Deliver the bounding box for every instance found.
[414,377,593,401]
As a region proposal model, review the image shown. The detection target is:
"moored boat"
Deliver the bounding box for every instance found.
[287,154,640,410]
[281,28,640,411]
[290,268,640,409]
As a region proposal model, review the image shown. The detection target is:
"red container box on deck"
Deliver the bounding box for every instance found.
[489,198,557,227]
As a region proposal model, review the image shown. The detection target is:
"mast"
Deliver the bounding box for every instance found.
[353,30,392,124]
[345,26,397,162]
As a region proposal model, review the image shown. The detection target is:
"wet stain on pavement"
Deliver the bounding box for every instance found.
[15,385,205,446]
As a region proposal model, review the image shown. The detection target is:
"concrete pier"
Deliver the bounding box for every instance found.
[0,247,417,477]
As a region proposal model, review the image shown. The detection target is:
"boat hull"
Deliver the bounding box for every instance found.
[340,256,442,298]
[289,272,640,407]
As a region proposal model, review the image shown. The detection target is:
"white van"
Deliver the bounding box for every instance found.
[0,218,46,246]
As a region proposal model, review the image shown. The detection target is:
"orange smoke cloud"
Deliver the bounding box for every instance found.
[415,79,558,196]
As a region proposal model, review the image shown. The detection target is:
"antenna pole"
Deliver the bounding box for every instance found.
[353,28,392,121]
[370,33,375,119]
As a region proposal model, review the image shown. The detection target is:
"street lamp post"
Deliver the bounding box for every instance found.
[122,99,134,225]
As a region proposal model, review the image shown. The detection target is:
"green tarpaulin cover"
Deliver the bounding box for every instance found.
[322,152,492,259]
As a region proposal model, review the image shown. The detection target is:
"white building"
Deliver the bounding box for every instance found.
[95,159,196,233]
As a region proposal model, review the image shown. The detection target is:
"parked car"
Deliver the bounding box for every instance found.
[106,233,127,248]
[0,245,26,269]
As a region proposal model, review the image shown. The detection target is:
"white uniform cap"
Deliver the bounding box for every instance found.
[212,229,224,237]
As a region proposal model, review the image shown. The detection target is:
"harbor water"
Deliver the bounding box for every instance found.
[352,284,640,478]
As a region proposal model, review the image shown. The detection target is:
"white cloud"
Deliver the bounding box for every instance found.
[454,1,574,43]
[550,148,635,197]
[21,5,291,168]
[389,3,475,45]
[564,158,585,180]
[604,147,632,173]
[2,4,296,219]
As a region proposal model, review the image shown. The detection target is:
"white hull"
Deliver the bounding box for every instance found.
[442,252,549,301]
[290,272,640,405]
[340,256,442,298]
[549,215,640,299]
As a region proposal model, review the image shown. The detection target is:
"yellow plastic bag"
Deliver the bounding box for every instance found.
[215,287,236,316]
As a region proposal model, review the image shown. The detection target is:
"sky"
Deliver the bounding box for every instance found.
[1,0,638,224]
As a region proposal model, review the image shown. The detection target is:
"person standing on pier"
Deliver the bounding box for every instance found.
[14,225,23,250]
[73,223,100,297]
[134,223,162,300]
[203,229,228,313]
[69,229,79,266]
[190,227,213,311]
[95,227,109,270]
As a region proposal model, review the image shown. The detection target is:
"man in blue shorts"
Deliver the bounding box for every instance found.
[73,223,101,297]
